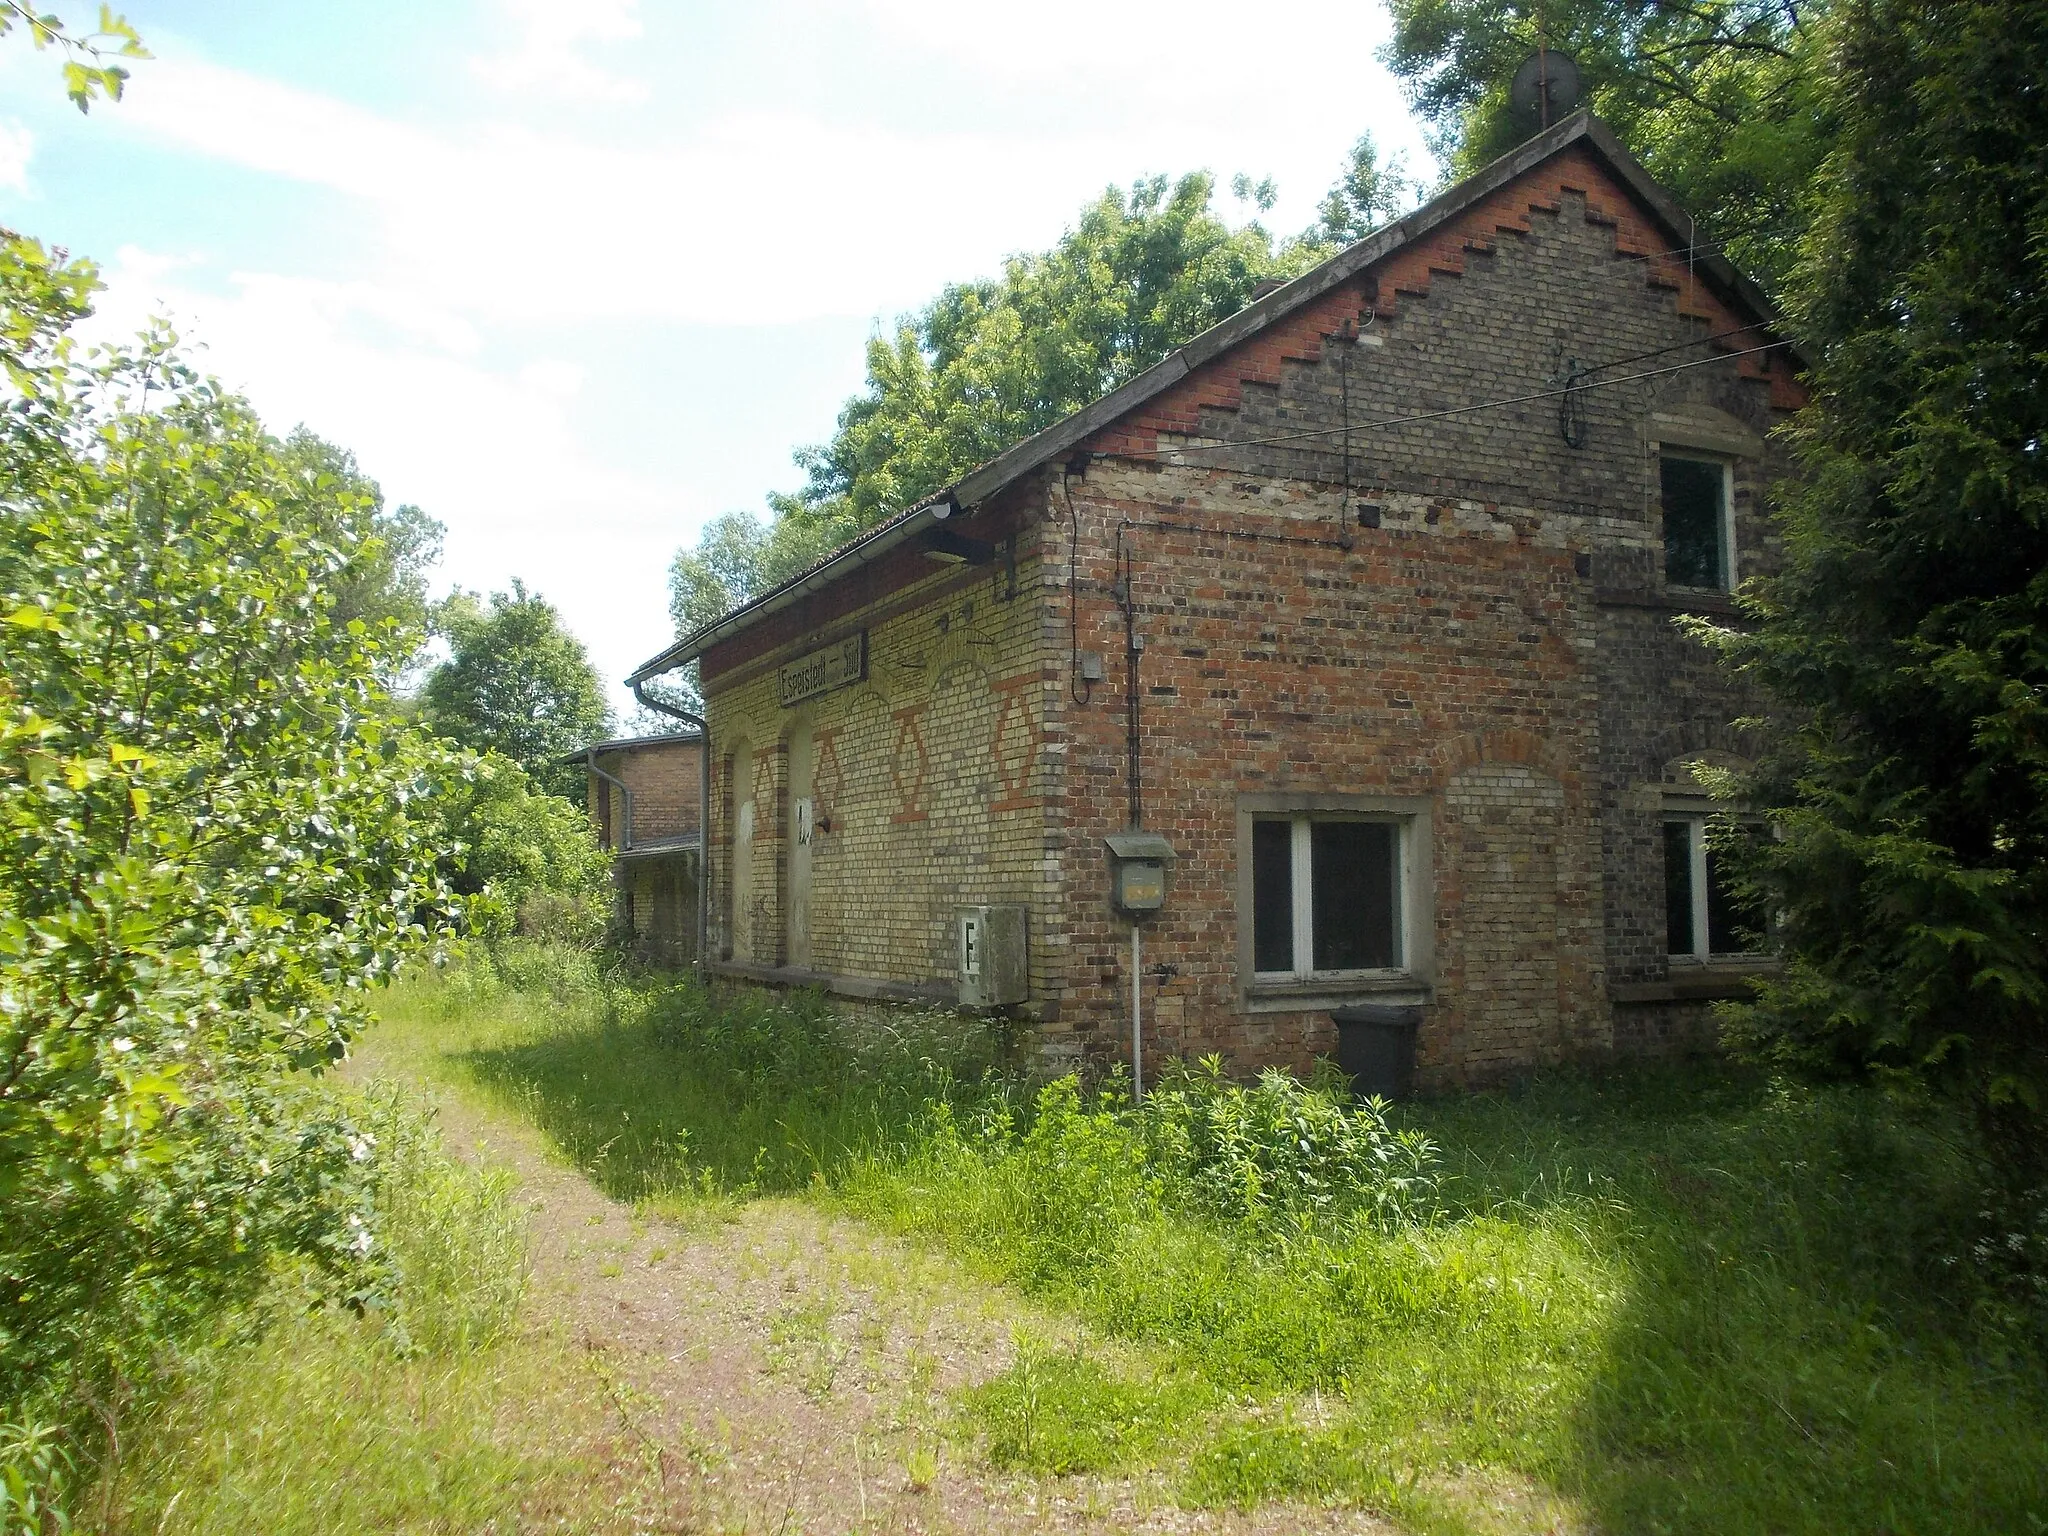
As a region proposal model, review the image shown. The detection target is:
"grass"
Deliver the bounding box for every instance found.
[361,947,2048,1532]
[95,1080,672,1536]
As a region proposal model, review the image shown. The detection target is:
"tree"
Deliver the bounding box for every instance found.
[1697,0,2048,1175]
[668,143,1416,639]
[0,234,457,1457]
[1308,132,1416,247]
[1382,0,1834,293]
[1,1,149,111]
[432,751,613,947]
[279,428,444,678]
[419,582,611,797]
[798,171,1325,528]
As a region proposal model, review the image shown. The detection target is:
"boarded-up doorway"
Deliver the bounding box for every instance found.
[730,738,753,962]
[787,722,814,970]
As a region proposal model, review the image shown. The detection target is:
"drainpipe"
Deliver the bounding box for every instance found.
[632,678,709,975]
[585,752,634,852]
[586,750,635,943]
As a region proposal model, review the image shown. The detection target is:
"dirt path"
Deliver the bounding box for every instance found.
[380,1063,1408,1536]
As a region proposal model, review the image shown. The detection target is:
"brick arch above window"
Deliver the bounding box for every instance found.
[1660,749,1753,792]
[1426,727,1580,794]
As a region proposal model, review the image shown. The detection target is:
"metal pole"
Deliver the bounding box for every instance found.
[631,679,709,974]
[1131,923,1143,1102]
[587,756,634,851]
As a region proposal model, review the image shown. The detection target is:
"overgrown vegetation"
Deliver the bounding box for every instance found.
[0,236,613,1524]
[1384,0,1829,293]
[419,581,613,800]
[0,230,454,1500]
[1694,0,2048,1191]
[383,947,2048,1533]
[93,1085,652,1536]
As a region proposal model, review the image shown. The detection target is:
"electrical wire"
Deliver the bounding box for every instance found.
[1062,462,1093,706]
[1157,340,1791,459]
[1581,320,1786,376]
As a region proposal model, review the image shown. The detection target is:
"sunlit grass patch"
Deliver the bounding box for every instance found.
[961,1340,1214,1475]
[101,1082,655,1536]
[105,1306,593,1536]
[1179,1410,1405,1511]
[367,948,2048,1534]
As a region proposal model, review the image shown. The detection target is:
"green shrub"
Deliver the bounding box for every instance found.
[0,1420,75,1536]
[1142,1056,1441,1231]
[430,752,612,948]
[101,1086,542,1536]
[0,235,458,1493]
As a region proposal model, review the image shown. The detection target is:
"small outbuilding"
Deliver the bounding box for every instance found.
[628,113,1804,1087]
[574,732,704,967]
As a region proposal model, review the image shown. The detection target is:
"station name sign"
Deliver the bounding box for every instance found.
[779,631,867,707]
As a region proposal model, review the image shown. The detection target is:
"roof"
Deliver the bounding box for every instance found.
[616,832,702,860]
[628,111,1797,687]
[563,731,703,763]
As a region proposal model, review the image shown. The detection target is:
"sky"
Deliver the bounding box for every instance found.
[0,0,1434,719]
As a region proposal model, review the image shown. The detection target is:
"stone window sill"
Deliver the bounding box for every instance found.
[1610,960,1777,1005]
[1243,974,1432,1014]
[1594,586,1742,618]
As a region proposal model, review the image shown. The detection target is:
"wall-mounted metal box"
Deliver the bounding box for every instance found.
[958,905,1029,1007]
[1104,830,1174,914]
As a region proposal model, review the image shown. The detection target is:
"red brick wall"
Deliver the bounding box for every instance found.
[691,138,1801,1083]
[1037,464,1606,1083]
[1029,152,1801,1084]
[589,737,703,848]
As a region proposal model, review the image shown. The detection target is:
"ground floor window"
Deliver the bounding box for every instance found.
[1251,815,1402,977]
[1664,815,1765,958]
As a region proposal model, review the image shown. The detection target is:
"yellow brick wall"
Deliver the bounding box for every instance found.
[704,545,1058,1005]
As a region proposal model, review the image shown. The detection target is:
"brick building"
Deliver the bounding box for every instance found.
[628,114,1806,1085]
[576,733,704,966]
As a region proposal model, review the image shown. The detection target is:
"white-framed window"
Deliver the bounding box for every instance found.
[1663,813,1766,959]
[1237,794,1432,997]
[1251,814,1404,977]
[1661,453,1734,591]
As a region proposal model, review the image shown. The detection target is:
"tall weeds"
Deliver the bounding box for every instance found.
[373,947,2048,1533]
[98,1084,540,1535]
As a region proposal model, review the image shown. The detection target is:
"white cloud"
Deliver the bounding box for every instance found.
[53,3,1442,710]
[115,57,1122,327]
[110,21,1430,336]
[117,57,449,200]
[0,121,33,192]
[87,248,691,713]
[517,359,586,398]
[470,0,648,102]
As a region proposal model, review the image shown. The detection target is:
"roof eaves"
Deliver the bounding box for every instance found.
[559,731,704,764]
[628,111,1800,684]
[625,496,943,684]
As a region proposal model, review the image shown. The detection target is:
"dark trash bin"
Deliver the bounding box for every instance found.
[1332,1004,1422,1101]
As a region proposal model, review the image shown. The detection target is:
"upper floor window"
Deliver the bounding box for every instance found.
[1664,814,1766,959]
[1662,454,1733,590]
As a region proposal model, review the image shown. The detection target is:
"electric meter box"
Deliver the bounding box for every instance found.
[957,905,1029,1007]
[1104,830,1175,914]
